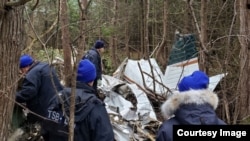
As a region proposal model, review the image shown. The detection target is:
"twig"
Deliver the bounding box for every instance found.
[5,0,31,7]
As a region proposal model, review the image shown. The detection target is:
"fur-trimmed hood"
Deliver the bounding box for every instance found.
[161,89,221,124]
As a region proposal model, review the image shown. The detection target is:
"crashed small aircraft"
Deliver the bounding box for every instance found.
[102,33,226,141]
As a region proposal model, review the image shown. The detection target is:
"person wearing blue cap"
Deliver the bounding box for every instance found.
[82,40,105,93]
[156,70,226,141]
[16,54,64,141]
[44,59,114,141]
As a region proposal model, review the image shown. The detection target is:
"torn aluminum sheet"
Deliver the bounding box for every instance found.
[113,57,128,79]
[123,58,168,96]
[101,75,159,140]
[114,57,226,96]
[208,73,227,91]
[102,75,157,122]
[164,57,199,91]
[164,57,227,91]
[127,83,157,122]
[101,57,226,141]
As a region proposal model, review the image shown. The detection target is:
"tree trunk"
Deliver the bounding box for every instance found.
[183,2,193,33]
[144,0,150,59]
[77,0,88,60]
[0,2,24,140]
[155,0,168,68]
[236,0,250,123]
[110,0,118,69]
[200,0,208,73]
[60,0,73,87]
[187,0,208,71]
[59,1,75,140]
[140,0,145,58]
[125,0,130,58]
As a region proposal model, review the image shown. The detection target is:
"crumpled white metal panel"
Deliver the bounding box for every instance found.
[123,58,168,95]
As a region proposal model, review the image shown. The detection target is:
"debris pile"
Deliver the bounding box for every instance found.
[9,34,226,140]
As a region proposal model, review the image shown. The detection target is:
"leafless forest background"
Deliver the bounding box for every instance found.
[1,0,250,140]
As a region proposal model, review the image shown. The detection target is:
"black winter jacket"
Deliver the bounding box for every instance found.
[16,61,63,123]
[46,82,114,141]
[83,48,102,80]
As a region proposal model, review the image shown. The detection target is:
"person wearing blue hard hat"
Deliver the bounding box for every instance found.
[156,70,226,141]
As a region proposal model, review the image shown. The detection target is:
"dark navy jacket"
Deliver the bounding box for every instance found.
[48,82,114,141]
[16,61,63,123]
[156,89,226,141]
[83,48,102,80]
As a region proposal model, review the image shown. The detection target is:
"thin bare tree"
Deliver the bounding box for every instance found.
[144,0,150,59]
[59,0,73,87]
[200,0,209,72]
[109,0,118,68]
[155,0,169,68]
[59,1,75,141]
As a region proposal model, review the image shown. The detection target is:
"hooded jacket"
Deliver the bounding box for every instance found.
[46,82,114,141]
[16,61,63,123]
[156,89,226,141]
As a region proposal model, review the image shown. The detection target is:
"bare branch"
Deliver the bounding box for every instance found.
[24,17,58,52]
[5,0,32,7]
[77,0,92,16]
[31,0,39,11]
[186,0,207,52]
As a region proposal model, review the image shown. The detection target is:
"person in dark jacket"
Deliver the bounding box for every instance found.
[16,54,64,140]
[156,70,226,141]
[82,40,105,92]
[46,59,114,141]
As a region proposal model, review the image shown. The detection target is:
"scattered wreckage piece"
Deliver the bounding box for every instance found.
[104,52,226,140]
[113,58,170,102]
[101,75,161,141]
[164,57,227,91]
